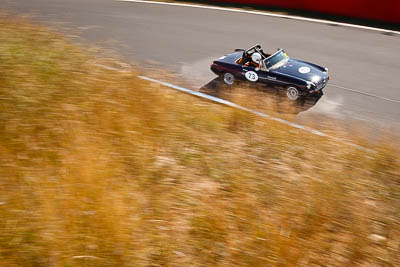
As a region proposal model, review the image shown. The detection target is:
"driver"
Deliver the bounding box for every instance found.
[245,52,262,68]
[251,53,262,66]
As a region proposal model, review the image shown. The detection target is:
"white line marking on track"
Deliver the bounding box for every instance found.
[138,75,374,153]
[330,84,400,104]
[94,63,130,73]
[118,0,400,35]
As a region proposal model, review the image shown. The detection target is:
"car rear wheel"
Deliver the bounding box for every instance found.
[223,72,235,85]
[286,86,299,101]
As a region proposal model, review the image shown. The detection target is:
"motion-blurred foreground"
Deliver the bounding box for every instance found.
[0,17,399,266]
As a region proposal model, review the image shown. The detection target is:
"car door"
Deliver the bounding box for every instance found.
[241,65,263,84]
[259,69,280,87]
[241,64,277,87]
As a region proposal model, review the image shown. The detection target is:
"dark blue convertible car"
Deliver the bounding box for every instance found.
[210,44,329,101]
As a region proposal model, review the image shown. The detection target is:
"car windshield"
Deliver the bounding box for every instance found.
[264,50,289,70]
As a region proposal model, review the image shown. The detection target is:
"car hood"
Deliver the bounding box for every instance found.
[273,58,327,82]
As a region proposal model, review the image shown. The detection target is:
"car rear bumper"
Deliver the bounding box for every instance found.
[210,64,223,75]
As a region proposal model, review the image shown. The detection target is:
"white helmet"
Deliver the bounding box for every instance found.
[251,52,262,63]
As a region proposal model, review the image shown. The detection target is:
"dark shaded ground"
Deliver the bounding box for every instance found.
[199,77,322,114]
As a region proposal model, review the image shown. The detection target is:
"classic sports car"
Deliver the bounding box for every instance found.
[210,44,329,101]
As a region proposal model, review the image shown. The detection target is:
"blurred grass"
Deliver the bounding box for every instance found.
[0,16,399,267]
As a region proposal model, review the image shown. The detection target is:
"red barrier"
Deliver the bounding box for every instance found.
[211,0,400,24]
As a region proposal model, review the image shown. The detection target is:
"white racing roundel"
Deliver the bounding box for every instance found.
[245,71,258,82]
[298,67,311,74]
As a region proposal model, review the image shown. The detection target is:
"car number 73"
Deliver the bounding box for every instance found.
[245,71,258,82]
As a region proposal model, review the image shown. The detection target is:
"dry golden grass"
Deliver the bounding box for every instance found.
[0,16,399,266]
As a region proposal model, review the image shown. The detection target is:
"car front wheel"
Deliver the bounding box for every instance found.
[286,86,300,101]
[223,72,235,85]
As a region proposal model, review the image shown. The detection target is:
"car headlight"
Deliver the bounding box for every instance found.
[311,75,321,84]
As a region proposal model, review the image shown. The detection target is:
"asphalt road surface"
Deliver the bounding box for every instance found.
[2,0,400,131]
